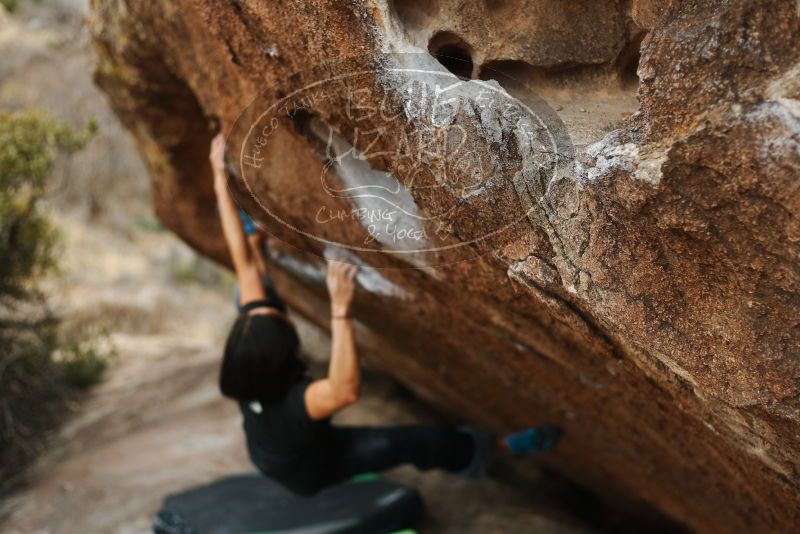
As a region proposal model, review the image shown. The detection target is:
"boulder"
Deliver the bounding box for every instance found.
[89,1,800,531]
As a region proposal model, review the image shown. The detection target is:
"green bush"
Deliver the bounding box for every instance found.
[56,327,116,389]
[0,109,97,490]
[0,0,19,13]
[0,110,95,303]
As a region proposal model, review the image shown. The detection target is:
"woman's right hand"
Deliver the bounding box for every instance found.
[327,260,358,317]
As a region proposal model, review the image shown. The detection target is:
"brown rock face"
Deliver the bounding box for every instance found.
[89,1,800,531]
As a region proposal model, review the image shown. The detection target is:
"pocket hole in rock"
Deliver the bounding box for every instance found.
[618,32,645,89]
[428,31,474,79]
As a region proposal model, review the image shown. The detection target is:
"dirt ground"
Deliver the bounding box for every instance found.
[0,2,598,532]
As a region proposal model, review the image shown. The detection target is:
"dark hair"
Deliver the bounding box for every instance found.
[220,314,305,402]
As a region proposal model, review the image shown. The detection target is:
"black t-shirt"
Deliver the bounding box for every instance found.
[239,377,333,481]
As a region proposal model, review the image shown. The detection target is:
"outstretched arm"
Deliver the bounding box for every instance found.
[305,260,360,420]
[248,230,269,277]
[209,134,265,305]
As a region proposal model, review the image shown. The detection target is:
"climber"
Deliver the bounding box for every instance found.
[209,133,563,496]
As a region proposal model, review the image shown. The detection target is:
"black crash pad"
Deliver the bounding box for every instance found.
[153,473,423,534]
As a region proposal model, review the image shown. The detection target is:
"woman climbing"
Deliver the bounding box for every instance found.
[209,133,563,496]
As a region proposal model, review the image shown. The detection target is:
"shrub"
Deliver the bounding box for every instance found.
[56,327,116,389]
[0,110,95,303]
[0,0,19,14]
[0,109,97,490]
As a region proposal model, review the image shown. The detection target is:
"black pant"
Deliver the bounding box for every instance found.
[273,425,475,496]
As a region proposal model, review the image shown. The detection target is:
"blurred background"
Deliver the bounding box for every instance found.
[0,2,625,532]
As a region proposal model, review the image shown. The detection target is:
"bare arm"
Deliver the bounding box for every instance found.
[209,134,265,305]
[305,260,360,420]
[248,231,269,277]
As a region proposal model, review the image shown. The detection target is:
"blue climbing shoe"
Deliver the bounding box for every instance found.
[238,208,258,236]
[504,425,563,456]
